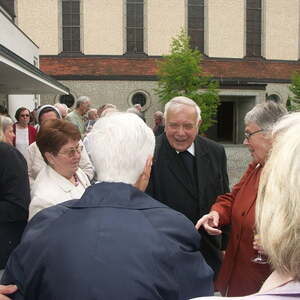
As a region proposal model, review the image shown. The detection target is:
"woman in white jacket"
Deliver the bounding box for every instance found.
[29,119,90,219]
[27,105,94,186]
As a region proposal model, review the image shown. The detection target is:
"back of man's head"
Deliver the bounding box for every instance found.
[89,112,155,184]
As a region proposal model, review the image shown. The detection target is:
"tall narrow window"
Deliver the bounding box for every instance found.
[188,0,205,52]
[62,0,80,53]
[246,0,262,57]
[126,0,144,54]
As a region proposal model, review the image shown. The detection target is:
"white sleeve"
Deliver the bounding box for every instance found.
[79,140,95,181]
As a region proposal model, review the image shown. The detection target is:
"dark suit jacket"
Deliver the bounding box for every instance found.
[0,142,30,269]
[2,182,213,300]
[146,134,229,275]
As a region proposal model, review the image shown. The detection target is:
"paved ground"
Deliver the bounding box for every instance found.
[223,144,252,189]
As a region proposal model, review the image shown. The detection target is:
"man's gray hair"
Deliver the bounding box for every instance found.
[164,96,201,122]
[89,112,155,184]
[244,101,287,130]
[87,108,98,118]
[76,96,90,108]
[154,111,164,120]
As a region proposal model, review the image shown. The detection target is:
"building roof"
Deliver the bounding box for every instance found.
[0,44,69,94]
[40,55,300,84]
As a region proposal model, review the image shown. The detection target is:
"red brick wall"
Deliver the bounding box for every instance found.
[40,56,300,81]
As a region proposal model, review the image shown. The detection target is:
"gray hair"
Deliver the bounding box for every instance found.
[244,101,287,131]
[0,115,13,142]
[164,96,201,122]
[256,112,300,280]
[54,103,69,115]
[153,111,164,120]
[87,108,98,118]
[89,112,155,184]
[76,96,90,108]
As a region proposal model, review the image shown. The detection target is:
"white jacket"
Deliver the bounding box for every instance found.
[29,165,90,220]
[27,141,94,186]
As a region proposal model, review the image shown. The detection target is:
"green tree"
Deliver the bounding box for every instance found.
[155,29,220,133]
[287,72,300,111]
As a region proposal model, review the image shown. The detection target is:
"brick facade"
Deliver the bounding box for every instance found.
[40,56,300,82]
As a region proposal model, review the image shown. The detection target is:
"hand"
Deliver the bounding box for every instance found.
[0,285,17,300]
[134,156,153,192]
[195,211,222,235]
[253,234,265,254]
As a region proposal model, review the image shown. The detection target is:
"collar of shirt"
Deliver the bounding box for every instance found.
[176,143,195,156]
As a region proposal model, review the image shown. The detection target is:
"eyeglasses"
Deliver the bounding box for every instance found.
[20,114,30,117]
[58,144,83,158]
[167,123,196,131]
[244,129,265,140]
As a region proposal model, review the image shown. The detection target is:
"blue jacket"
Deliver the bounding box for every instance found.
[2,182,213,300]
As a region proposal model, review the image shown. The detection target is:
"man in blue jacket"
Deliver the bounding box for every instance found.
[1,112,213,300]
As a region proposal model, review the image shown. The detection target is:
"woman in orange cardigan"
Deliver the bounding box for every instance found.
[196,101,287,297]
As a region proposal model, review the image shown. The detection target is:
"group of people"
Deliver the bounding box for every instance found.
[0,96,299,300]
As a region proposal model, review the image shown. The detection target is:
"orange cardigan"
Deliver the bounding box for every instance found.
[212,162,271,297]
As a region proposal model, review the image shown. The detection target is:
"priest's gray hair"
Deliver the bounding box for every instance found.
[164,96,201,123]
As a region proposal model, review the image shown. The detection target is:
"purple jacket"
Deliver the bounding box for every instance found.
[194,281,300,300]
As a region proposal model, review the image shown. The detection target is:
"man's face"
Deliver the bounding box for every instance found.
[165,105,199,152]
[244,122,272,165]
[40,111,58,124]
[80,101,91,115]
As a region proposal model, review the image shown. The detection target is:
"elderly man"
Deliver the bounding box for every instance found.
[66,96,91,138]
[153,110,165,136]
[85,108,98,134]
[146,96,229,275]
[1,112,213,300]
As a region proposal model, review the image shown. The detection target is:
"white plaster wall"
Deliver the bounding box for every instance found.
[83,0,123,55]
[16,0,59,55]
[206,0,245,58]
[266,83,290,104]
[40,80,165,126]
[264,0,299,60]
[0,11,39,63]
[147,0,185,55]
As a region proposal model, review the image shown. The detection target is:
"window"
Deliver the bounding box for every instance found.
[62,0,81,53]
[126,0,144,54]
[246,0,262,57]
[59,94,75,108]
[128,90,151,110]
[132,92,147,107]
[188,0,205,52]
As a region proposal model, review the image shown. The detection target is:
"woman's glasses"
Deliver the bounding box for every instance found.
[58,145,83,158]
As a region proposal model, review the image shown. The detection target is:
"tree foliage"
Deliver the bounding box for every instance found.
[155,29,220,133]
[287,72,300,111]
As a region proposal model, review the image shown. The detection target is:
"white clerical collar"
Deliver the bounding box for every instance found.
[176,143,195,156]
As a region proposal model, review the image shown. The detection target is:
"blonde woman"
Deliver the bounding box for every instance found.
[193,112,300,300]
[0,116,14,145]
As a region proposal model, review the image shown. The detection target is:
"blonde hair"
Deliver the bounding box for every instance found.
[256,112,300,281]
[0,115,13,142]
